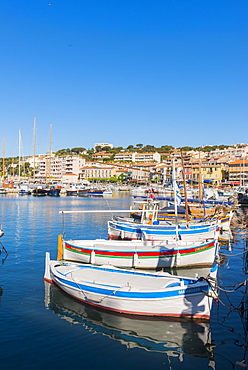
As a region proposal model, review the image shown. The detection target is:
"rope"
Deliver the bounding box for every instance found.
[69,268,131,303]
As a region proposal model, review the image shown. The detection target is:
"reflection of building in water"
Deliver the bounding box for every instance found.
[44,282,215,365]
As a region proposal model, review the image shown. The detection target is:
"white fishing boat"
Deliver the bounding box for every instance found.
[108,199,219,241]
[108,218,218,242]
[19,183,31,195]
[59,234,218,268]
[44,252,218,320]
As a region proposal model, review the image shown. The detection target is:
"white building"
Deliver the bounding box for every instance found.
[208,145,248,159]
[26,154,85,180]
[114,152,161,163]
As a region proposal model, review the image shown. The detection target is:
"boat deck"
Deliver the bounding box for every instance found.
[55,262,194,291]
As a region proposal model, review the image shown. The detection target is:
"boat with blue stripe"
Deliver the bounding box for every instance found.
[44,252,218,319]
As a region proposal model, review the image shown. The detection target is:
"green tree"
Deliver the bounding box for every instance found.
[71,147,86,154]
[157,145,174,153]
[142,144,156,152]
[95,146,102,152]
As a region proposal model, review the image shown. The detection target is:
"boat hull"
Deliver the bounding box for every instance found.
[45,253,217,320]
[108,219,218,242]
[62,238,218,268]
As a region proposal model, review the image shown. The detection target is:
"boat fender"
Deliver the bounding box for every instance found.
[90,250,95,264]
[175,251,181,267]
[133,253,138,268]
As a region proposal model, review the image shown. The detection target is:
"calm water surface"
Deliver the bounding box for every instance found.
[0,193,248,369]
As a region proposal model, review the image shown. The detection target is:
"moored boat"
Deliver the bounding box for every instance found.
[32,187,47,196]
[130,200,234,231]
[108,218,218,242]
[59,235,218,268]
[44,252,218,320]
[47,187,61,196]
[0,188,8,194]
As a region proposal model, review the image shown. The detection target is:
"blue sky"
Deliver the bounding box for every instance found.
[1,0,247,157]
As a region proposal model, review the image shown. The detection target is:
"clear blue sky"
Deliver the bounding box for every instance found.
[1,0,247,157]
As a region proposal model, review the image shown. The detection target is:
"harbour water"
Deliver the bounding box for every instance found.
[0,192,248,369]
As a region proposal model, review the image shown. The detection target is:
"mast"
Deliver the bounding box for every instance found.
[18,130,21,182]
[198,150,206,217]
[46,123,53,184]
[242,148,245,186]
[2,137,6,182]
[33,116,37,179]
[172,159,179,240]
[180,151,189,224]
[198,150,203,199]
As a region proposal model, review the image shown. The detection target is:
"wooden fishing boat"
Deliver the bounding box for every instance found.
[130,201,233,231]
[59,235,218,268]
[77,189,89,197]
[44,252,218,320]
[108,218,218,242]
[87,188,112,196]
[47,187,61,196]
[66,185,78,196]
[32,188,47,196]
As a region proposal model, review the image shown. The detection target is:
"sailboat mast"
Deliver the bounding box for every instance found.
[18,130,21,182]
[46,123,53,184]
[2,137,5,182]
[33,116,37,179]
[198,151,203,199]
[172,159,179,240]
[180,151,189,223]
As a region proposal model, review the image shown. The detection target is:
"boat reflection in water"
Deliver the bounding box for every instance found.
[44,282,215,364]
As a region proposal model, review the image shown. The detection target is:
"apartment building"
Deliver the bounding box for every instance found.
[208,145,248,159]
[114,152,160,163]
[114,152,136,162]
[92,151,112,160]
[228,159,248,184]
[191,164,224,185]
[80,166,116,180]
[26,154,85,180]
